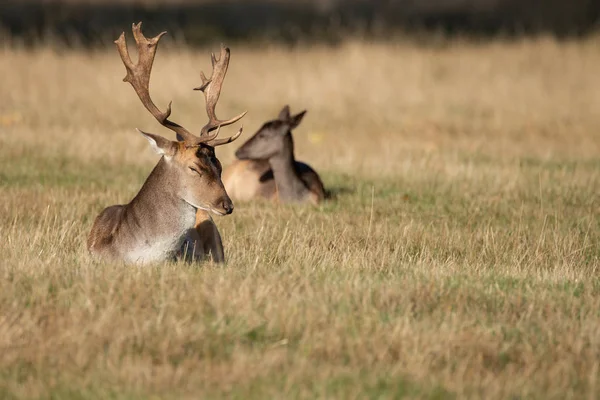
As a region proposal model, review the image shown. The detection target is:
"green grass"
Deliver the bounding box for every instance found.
[1,37,600,399]
[1,148,598,399]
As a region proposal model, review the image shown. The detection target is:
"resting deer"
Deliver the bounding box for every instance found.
[222,106,325,205]
[87,23,245,265]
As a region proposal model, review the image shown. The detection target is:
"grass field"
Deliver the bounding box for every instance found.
[1,34,599,399]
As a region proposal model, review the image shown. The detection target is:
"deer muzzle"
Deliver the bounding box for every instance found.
[219,196,234,215]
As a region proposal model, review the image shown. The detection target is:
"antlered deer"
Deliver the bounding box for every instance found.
[87,23,245,265]
[222,106,325,205]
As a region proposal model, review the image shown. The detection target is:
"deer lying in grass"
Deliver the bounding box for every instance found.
[87,23,245,265]
[222,106,325,205]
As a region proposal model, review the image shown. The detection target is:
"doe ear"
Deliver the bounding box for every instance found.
[137,129,177,158]
[288,110,307,130]
[278,105,291,122]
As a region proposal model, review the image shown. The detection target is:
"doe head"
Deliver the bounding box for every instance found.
[235,105,306,160]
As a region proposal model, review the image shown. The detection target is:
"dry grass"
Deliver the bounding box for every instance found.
[1,34,599,399]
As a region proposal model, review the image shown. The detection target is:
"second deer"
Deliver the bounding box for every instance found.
[222,106,326,205]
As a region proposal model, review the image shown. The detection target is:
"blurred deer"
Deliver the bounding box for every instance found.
[87,23,245,265]
[222,106,325,205]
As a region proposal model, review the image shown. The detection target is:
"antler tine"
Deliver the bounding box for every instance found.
[115,22,201,144]
[210,125,244,147]
[194,44,247,143]
[184,124,222,148]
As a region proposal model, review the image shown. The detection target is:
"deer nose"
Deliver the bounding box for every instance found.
[235,148,248,159]
[222,199,234,215]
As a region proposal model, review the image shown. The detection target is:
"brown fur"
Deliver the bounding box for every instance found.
[223,159,324,205]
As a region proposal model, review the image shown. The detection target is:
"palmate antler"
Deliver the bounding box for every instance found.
[114,22,245,146]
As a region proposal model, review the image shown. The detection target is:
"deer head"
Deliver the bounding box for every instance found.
[115,22,245,215]
[235,105,306,161]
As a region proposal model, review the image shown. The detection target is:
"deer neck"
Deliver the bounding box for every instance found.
[268,138,310,202]
[126,158,197,244]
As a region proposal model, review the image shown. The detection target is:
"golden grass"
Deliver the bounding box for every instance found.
[0,35,599,398]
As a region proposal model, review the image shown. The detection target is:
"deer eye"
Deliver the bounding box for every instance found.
[189,167,202,176]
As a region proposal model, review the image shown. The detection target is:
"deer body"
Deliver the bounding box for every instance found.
[88,158,195,264]
[88,153,227,264]
[223,106,325,205]
[87,23,245,264]
[223,159,324,205]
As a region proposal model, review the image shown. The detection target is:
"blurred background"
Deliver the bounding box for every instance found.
[2,0,600,47]
[1,0,600,172]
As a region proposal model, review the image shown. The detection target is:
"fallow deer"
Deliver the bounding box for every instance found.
[222,106,325,205]
[87,23,245,265]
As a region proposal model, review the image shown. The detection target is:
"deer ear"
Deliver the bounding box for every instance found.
[137,129,177,158]
[288,110,307,129]
[278,105,291,122]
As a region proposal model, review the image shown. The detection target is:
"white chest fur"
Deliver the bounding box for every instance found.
[124,235,185,265]
[123,206,196,265]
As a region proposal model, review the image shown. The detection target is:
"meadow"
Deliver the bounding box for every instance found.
[0,34,599,398]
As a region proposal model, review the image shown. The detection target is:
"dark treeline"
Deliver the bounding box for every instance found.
[1,0,599,46]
